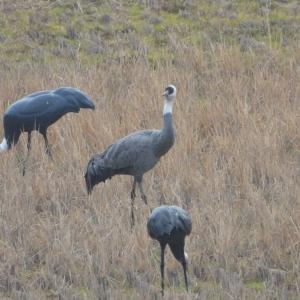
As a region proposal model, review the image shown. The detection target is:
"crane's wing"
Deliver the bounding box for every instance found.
[170,206,192,236]
[84,130,160,193]
[147,205,175,239]
[5,87,95,118]
[102,130,160,169]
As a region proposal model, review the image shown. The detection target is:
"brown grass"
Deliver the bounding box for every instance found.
[1,44,300,299]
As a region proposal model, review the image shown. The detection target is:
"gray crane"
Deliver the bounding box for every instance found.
[0,87,95,174]
[147,205,192,295]
[85,85,177,227]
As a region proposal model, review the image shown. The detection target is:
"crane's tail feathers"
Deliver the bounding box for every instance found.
[84,164,98,195]
[84,156,113,194]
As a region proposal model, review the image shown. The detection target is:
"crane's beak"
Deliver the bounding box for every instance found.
[162,91,168,96]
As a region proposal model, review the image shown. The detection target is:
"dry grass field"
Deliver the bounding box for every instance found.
[1,44,300,299]
[1,1,300,299]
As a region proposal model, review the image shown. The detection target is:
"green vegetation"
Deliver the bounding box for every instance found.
[245,280,265,292]
[0,0,300,66]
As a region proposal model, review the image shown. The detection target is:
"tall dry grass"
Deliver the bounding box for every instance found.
[0,44,300,299]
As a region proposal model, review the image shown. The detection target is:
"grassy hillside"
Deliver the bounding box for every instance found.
[0,0,300,66]
[1,1,300,299]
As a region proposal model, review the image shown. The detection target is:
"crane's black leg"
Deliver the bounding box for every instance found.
[130,179,137,228]
[182,259,188,292]
[22,132,32,176]
[131,178,137,200]
[41,130,52,158]
[137,176,147,205]
[160,243,166,296]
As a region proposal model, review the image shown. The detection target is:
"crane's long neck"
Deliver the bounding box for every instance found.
[154,99,175,158]
[163,99,173,115]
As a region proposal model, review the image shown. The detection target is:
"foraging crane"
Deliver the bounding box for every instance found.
[85,85,177,227]
[0,87,95,174]
[147,205,192,295]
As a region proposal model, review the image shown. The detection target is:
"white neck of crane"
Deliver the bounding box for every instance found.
[0,138,8,152]
[163,99,174,115]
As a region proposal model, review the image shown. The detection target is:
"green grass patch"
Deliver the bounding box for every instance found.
[245,280,265,291]
[0,0,299,65]
[192,280,219,293]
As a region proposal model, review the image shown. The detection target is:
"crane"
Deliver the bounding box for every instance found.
[147,205,192,295]
[0,87,95,174]
[85,85,177,226]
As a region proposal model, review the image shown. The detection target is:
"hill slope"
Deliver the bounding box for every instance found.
[0,0,299,66]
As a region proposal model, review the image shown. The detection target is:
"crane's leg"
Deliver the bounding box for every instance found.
[41,130,52,158]
[180,244,189,292]
[182,259,188,292]
[136,175,147,205]
[22,132,32,176]
[160,243,166,296]
[130,178,137,228]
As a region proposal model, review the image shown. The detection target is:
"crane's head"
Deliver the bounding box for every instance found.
[163,85,176,100]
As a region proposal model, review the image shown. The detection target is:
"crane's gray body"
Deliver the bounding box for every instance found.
[3,87,95,148]
[147,205,192,242]
[85,113,175,192]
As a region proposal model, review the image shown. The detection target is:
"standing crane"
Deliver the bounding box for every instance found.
[85,85,177,227]
[147,205,192,295]
[0,87,95,174]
